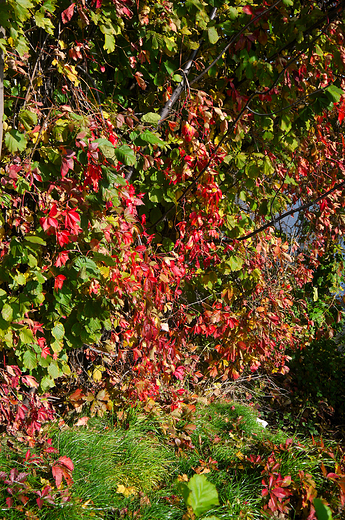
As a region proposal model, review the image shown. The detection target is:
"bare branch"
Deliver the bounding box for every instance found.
[235,177,345,242]
[158,7,217,125]
[190,0,282,87]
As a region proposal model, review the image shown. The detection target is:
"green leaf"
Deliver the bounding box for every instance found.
[115,145,137,166]
[163,60,176,76]
[23,350,37,370]
[142,112,161,125]
[74,257,100,277]
[34,9,55,34]
[4,129,28,153]
[187,474,219,517]
[52,323,65,341]
[326,84,344,103]
[140,130,166,148]
[280,114,292,133]
[19,109,38,131]
[208,27,219,45]
[41,375,55,391]
[263,156,274,176]
[228,256,244,271]
[228,7,238,19]
[93,138,116,162]
[93,252,117,266]
[1,304,13,322]
[103,33,115,53]
[51,339,63,353]
[48,360,60,379]
[313,499,333,520]
[20,328,35,344]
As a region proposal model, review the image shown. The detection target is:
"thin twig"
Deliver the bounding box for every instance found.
[158,7,217,124]
[190,0,282,87]
[235,176,345,242]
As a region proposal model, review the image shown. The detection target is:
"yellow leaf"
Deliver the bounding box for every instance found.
[117,484,137,497]
[93,366,105,382]
[59,40,67,49]
[236,451,244,460]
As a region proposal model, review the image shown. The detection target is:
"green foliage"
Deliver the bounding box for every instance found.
[314,498,333,520]
[1,0,345,515]
[178,474,219,517]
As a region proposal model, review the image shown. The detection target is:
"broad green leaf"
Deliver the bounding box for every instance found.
[313,499,333,520]
[20,328,35,344]
[4,129,28,153]
[1,303,13,322]
[93,252,117,266]
[228,7,238,19]
[23,350,37,370]
[187,474,219,517]
[62,362,71,375]
[104,33,115,53]
[15,273,26,285]
[74,257,100,276]
[326,84,344,103]
[93,138,116,161]
[51,339,63,353]
[140,130,166,148]
[52,323,65,341]
[115,145,137,166]
[48,361,60,379]
[235,153,246,169]
[19,109,38,131]
[207,27,219,45]
[41,375,55,391]
[280,114,292,133]
[42,0,57,14]
[142,112,161,125]
[34,9,55,34]
[229,256,244,271]
[263,156,274,175]
[163,60,176,76]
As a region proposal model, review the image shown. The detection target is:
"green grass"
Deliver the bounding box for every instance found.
[0,400,343,519]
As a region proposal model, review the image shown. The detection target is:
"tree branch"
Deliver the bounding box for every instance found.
[158,7,217,125]
[0,0,5,160]
[235,177,345,242]
[190,0,282,87]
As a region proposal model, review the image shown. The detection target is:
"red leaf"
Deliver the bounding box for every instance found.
[58,456,74,472]
[326,472,339,479]
[64,208,81,234]
[56,230,70,247]
[75,416,90,427]
[36,497,44,509]
[54,274,66,291]
[21,375,39,389]
[61,3,75,24]
[242,5,253,15]
[135,72,146,90]
[271,487,289,499]
[173,366,185,380]
[55,251,69,267]
[61,150,75,177]
[52,465,63,488]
